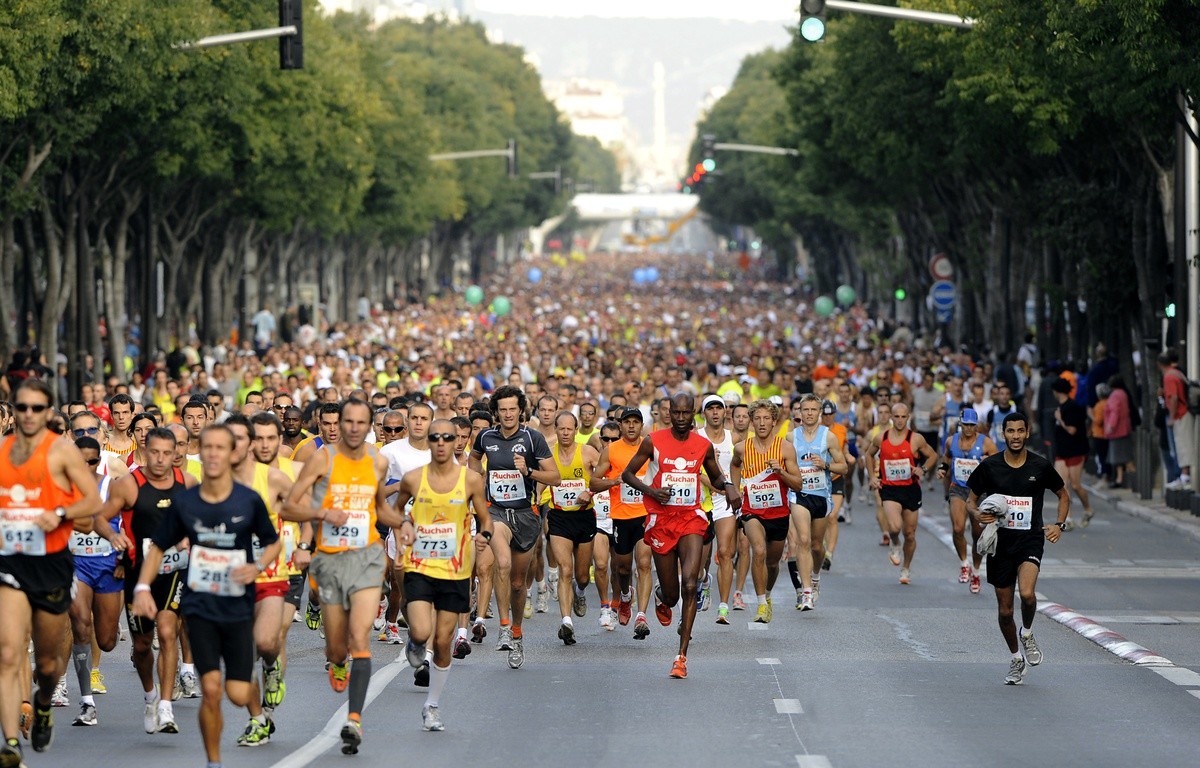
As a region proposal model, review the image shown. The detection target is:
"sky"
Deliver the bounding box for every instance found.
[473,0,801,20]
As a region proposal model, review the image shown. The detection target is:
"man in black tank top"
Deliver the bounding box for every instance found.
[100,427,196,733]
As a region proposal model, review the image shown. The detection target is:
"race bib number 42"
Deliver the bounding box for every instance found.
[552,479,587,509]
[1,508,47,555]
[187,545,246,597]
[489,470,526,503]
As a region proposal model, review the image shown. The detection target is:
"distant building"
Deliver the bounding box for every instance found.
[318,0,475,25]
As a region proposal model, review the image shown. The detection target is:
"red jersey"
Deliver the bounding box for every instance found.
[642,429,710,521]
[878,429,918,487]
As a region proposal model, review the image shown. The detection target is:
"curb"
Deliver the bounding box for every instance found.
[1084,483,1200,545]
[1037,601,1173,667]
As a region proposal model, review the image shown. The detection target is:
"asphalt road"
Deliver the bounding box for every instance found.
[25,486,1200,768]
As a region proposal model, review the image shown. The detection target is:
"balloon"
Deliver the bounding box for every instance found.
[465,285,484,306]
[647,267,660,282]
[836,284,857,306]
[528,267,543,284]
[814,296,836,317]
[493,296,512,317]
[633,268,647,284]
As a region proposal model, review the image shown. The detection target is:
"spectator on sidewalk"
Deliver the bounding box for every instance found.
[1103,375,1136,489]
[1090,384,1110,479]
[1085,343,1119,407]
[1159,350,1194,490]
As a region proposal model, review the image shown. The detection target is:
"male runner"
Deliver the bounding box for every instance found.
[789,394,848,609]
[591,422,620,629]
[390,418,492,731]
[543,412,599,646]
[0,380,101,766]
[696,395,737,622]
[621,393,741,679]
[283,400,403,755]
[106,394,137,457]
[967,412,1069,684]
[529,394,560,617]
[132,424,280,768]
[935,408,997,593]
[291,402,341,464]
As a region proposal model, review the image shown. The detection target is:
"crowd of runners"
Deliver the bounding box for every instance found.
[0,251,1079,766]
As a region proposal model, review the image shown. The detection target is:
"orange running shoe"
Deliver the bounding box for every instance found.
[654,588,672,627]
[669,655,687,679]
[19,700,33,739]
[328,662,350,693]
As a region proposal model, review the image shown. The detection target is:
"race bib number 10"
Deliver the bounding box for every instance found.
[1002,496,1033,530]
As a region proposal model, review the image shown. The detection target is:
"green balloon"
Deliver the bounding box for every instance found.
[465,285,484,306]
[814,295,836,317]
[493,296,512,317]
[836,284,857,306]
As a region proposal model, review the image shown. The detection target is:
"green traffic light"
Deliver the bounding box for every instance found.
[800,17,825,42]
[702,158,716,172]
[1166,302,1177,318]
[894,288,907,301]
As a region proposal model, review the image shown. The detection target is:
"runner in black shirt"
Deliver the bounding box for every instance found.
[1051,378,1094,527]
[967,412,1069,686]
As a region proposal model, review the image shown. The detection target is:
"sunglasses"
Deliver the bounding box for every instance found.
[380,426,405,434]
[427,432,457,444]
[14,404,49,414]
[601,436,619,443]
[86,457,101,467]
[73,427,101,437]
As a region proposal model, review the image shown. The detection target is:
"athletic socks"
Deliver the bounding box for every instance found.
[72,642,91,697]
[348,656,372,717]
[425,663,450,709]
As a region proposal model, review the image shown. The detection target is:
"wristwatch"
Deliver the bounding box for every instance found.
[54,506,67,521]
[480,530,493,542]
[297,541,312,552]
[1055,522,1068,531]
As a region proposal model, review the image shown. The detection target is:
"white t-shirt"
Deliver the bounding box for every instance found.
[381,438,432,490]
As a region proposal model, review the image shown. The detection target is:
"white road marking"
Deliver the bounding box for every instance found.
[775,699,804,714]
[748,622,769,630]
[796,756,833,768]
[757,657,782,665]
[1152,667,1200,687]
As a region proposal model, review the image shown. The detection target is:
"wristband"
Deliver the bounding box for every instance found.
[133,583,151,594]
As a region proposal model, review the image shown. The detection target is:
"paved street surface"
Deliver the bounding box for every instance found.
[34,488,1200,768]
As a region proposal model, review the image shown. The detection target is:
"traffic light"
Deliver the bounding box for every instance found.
[506,138,518,178]
[894,288,907,301]
[701,134,716,170]
[279,0,303,70]
[800,0,826,42]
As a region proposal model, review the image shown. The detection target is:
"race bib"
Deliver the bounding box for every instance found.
[619,482,643,505]
[0,508,46,556]
[1001,496,1033,530]
[186,545,246,597]
[414,522,456,560]
[952,458,979,484]
[552,479,588,509]
[593,491,611,522]
[883,459,912,482]
[144,538,189,574]
[280,524,297,565]
[70,530,113,557]
[321,509,371,550]
[798,465,828,494]
[661,472,697,507]
[747,476,785,510]
[488,469,526,503]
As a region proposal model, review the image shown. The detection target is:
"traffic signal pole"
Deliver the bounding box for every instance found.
[824,1,975,28]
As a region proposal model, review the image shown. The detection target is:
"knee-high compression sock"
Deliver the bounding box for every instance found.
[348,654,372,717]
[425,663,450,708]
[787,559,802,590]
[72,643,92,699]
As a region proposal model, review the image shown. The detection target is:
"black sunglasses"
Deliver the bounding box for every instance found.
[14,404,49,413]
[86,457,101,467]
[427,432,457,443]
[601,436,619,443]
[380,426,405,434]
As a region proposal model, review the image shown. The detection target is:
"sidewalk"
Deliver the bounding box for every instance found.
[1084,482,1200,545]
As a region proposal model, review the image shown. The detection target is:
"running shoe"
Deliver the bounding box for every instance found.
[572,592,587,618]
[959,565,971,583]
[1004,657,1027,685]
[599,606,615,631]
[888,545,901,566]
[633,614,650,640]
[1020,632,1043,666]
[305,602,321,630]
[471,621,487,644]
[811,579,821,604]
[795,588,805,610]
[405,639,427,669]
[732,592,747,611]
[842,508,853,524]
[654,588,672,627]
[880,534,891,546]
[171,672,182,702]
[180,670,200,698]
[969,572,981,594]
[716,606,730,625]
[698,576,711,612]
[496,625,513,651]
[263,659,285,708]
[328,662,350,693]
[236,718,271,747]
[452,636,472,659]
[547,567,559,595]
[899,568,911,585]
[384,622,402,644]
[142,700,157,734]
[18,702,32,740]
[421,704,444,732]
[754,603,770,624]
[340,720,362,755]
[156,703,178,734]
[373,598,386,631]
[617,596,633,626]
[414,661,430,687]
[507,638,524,669]
[50,678,68,708]
[535,587,550,614]
[799,591,814,611]
[523,593,534,619]
[669,655,687,679]
[90,669,107,695]
[29,706,52,753]
[558,622,576,646]
[1081,510,1094,528]
[72,701,97,727]
[0,741,22,768]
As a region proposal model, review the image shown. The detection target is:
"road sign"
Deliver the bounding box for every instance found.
[930,280,956,309]
[936,306,954,324]
[929,253,953,281]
